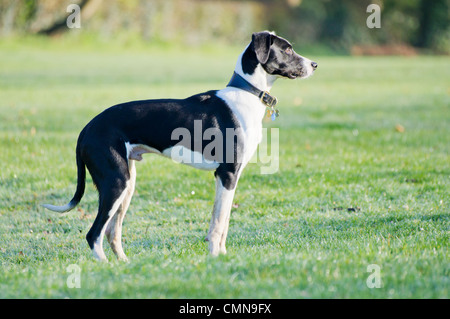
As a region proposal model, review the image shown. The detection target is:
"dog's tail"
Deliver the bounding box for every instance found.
[42,144,86,213]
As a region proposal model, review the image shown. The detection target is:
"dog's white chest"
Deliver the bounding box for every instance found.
[216,88,266,164]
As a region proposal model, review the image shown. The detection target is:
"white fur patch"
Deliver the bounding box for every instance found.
[299,55,315,79]
[162,145,220,170]
[125,142,219,171]
[41,202,76,213]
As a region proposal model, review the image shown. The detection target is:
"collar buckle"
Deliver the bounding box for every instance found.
[259,91,278,108]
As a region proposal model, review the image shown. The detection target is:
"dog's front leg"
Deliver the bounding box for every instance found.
[207,176,237,256]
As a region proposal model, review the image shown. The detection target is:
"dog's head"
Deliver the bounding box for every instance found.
[242,31,317,79]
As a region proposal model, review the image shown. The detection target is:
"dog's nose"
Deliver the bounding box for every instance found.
[311,62,318,70]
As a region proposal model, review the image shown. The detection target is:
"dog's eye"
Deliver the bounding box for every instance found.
[285,47,293,55]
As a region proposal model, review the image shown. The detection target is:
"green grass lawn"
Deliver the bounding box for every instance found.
[0,37,448,298]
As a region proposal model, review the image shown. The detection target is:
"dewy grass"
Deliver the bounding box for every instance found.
[0,39,448,298]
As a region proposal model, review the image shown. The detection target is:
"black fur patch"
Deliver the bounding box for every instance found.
[78,91,243,190]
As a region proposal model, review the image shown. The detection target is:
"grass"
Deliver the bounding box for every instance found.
[0,37,448,298]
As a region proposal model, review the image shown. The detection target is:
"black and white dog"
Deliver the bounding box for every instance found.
[43,31,317,261]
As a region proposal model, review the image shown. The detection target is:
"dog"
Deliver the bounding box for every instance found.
[42,31,317,261]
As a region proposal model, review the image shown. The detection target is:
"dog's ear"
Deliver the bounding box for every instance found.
[251,31,273,64]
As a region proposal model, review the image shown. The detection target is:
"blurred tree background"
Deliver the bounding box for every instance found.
[0,0,448,54]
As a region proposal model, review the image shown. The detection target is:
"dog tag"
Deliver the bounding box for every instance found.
[271,109,279,121]
[266,106,279,121]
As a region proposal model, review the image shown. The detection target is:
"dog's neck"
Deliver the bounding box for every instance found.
[234,48,278,93]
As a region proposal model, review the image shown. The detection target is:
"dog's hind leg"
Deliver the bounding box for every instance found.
[86,175,129,262]
[85,152,131,262]
[105,160,136,261]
